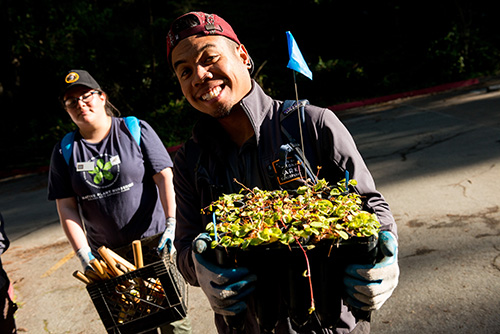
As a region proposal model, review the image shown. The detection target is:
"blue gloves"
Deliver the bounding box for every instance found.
[76,245,95,271]
[158,217,176,257]
[192,233,257,316]
[344,231,399,311]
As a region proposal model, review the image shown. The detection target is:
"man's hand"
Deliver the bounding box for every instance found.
[158,217,176,257]
[344,231,399,311]
[192,234,256,316]
[192,232,212,254]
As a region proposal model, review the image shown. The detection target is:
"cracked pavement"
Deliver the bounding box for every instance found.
[340,81,500,333]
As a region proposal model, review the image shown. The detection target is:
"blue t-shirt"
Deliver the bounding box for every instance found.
[48,117,173,253]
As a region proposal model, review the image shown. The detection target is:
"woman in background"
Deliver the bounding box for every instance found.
[47,69,191,334]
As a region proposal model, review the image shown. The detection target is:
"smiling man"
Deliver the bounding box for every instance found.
[168,12,399,334]
[168,17,254,147]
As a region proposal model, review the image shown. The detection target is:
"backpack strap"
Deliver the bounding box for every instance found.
[281,99,308,121]
[61,116,141,165]
[61,130,76,165]
[276,99,317,183]
[280,99,309,147]
[123,116,141,146]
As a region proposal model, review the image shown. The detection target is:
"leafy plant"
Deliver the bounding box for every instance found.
[88,158,113,184]
[202,178,380,250]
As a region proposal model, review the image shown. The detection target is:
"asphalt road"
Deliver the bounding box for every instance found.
[1,79,500,334]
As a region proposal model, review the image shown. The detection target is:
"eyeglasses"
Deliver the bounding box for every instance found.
[64,90,101,109]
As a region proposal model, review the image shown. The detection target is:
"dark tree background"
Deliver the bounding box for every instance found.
[1,0,499,173]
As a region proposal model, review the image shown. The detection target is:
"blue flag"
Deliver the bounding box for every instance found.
[286,31,313,80]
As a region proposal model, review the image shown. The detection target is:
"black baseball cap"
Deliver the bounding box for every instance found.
[60,69,100,98]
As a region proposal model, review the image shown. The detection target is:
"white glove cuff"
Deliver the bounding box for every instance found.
[166,217,176,229]
[76,245,93,270]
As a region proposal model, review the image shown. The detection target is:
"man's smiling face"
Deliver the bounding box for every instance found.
[171,35,252,118]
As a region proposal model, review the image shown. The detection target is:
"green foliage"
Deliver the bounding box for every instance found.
[141,93,198,148]
[202,178,380,250]
[89,159,113,185]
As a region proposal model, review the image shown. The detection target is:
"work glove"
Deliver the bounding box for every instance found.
[76,245,95,271]
[192,233,257,316]
[192,232,212,254]
[158,217,176,257]
[343,230,399,311]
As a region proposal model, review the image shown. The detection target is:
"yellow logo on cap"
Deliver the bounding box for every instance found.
[65,72,80,83]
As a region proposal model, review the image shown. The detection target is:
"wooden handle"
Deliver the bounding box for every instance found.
[85,268,101,282]
[100,260,114,277]
[132,240,144,268]
[115,263,131,273]
[98,246,124,277]
[107,248,137,272]
[73,270,91,285]
[90,259,109,280]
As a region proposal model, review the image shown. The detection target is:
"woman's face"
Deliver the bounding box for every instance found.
[63,85,107,126]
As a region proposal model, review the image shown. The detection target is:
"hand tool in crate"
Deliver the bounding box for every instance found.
[73,234,188,334]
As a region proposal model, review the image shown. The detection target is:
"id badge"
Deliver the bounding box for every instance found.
[110,155,121,166]
[76,161,95,172]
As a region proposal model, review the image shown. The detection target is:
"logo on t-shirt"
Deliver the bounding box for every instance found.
[79,154,121,189]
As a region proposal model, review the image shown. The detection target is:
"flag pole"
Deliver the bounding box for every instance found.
[287,31,312,180]
[292,70,306,159]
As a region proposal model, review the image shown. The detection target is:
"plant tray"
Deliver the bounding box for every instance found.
[86,234,188,334]
[214,235,378,331]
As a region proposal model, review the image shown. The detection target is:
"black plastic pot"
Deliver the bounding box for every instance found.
[215,243,287,332]
[284,236,378,329]
[213,234,378,332]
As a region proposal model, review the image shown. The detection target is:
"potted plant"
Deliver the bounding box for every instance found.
[200,178,380,331]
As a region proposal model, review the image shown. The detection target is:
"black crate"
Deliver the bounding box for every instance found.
[86,234,188,334]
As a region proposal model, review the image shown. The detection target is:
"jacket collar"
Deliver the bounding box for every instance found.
[192,80,274,147]
[238,80,274,144]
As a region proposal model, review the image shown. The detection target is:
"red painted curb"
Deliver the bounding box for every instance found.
[166,143,183,153]
[328,78,480,112]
